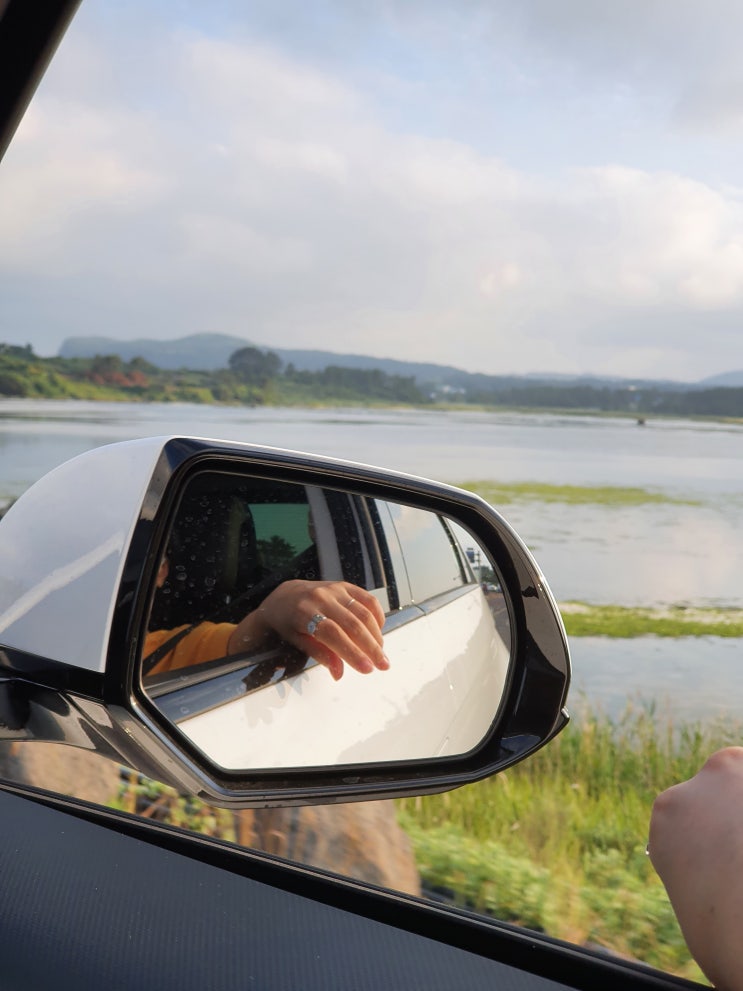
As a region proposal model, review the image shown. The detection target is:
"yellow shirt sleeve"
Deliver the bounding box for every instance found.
[144,622,235,675]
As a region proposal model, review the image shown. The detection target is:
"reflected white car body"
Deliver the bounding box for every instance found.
[0,438,167,673]
[178,586,510,768]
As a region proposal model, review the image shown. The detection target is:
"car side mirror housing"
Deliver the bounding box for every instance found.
[0,437,569,807]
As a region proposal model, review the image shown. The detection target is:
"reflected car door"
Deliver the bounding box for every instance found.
[147,485,511,770]
[371,499,511,756]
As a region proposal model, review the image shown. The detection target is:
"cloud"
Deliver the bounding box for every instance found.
[561,167,743,310]
[374,0,743,142]
[2,4,743,381]
[475,0,743,85]
[673,76,743,135]
[0,99,166,271]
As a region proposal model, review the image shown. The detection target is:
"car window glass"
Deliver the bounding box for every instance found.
[375,500,467,607]
[146,474,320,636]
[1,0,727,980]
[251,503,313,568]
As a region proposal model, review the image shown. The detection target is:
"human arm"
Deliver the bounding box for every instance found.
[227,579,388,681]
[649,747,743,991]
[146,580,388,681]
[145,622,235,675]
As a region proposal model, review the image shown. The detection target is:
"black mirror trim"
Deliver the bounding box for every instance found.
[98,437,570,807]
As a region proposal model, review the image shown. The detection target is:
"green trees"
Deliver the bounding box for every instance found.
[282,363,424,403]
[228,347,282,386]
[3,338,743,416]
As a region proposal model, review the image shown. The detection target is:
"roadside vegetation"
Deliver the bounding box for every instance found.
[116,703,726,979]
[397,701,734,980]
[113,771,238,840]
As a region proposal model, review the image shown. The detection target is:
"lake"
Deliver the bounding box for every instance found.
[2,399,742,722]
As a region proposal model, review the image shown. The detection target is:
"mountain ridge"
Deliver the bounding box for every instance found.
[58,334,743,391]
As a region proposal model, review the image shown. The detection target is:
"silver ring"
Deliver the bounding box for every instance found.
[306,613,326,636]
[346,598,355,608]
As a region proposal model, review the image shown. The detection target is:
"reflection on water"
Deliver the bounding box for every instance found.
[2,400,743,717]
[506,500,743,610]
[571,637,743,722]
[2,400,743,496]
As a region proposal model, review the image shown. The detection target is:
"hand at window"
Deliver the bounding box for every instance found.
[649,746,743,991]
[228,579,389,681]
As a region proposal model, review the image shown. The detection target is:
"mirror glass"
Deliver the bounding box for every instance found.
[141,470,513,770]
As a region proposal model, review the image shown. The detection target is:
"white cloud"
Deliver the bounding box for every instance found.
[0,99,166,270]
[673,76,743,135]
[179,34,358,121]
[479,263,523,297]
[568,168,743,310]
[178,212,313,275]
[3,5,743,381]
[253,137,349,182]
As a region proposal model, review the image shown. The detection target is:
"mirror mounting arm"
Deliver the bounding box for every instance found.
[0,679,29,739]
[0,678,173,787]
[0,437,571,807]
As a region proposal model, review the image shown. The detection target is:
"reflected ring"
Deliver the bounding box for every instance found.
[307,613,326,636]
[346,597,355,608]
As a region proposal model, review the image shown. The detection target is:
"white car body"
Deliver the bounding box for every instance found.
[178,585,509,768]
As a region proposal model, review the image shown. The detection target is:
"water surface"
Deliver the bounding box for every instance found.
[2,400,742,720]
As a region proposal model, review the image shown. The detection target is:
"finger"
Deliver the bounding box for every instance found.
[317,589,389,670]
[300,583,387,662]
[330,607,389,670]
[306,641,345,681]
[292,582,389,673]
[345,585,386,632]
[303,618,379,676]
[338,596,384,648]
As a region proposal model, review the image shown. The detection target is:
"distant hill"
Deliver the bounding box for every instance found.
[58,333,724,393]
[697,370,743,388]
[59,334,254,371]
[59,333,487,385]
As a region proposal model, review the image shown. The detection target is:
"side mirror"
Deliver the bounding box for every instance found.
[0,437,570,807]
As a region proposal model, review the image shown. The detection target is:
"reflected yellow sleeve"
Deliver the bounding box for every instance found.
[145,622,235,675]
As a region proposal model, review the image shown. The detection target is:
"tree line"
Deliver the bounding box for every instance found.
[466,381,743,418]
[0,343,425,405]
[1,342,743,417]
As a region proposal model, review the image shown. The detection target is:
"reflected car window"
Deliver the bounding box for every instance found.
[250,503,313,570]
[375,501,468,607]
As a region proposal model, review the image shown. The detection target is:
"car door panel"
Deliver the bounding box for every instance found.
[0,784,700,991]
[172,587,503,768]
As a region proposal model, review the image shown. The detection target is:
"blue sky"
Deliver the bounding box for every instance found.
[2,0,743,380]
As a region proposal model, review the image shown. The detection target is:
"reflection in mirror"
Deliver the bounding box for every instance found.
[141,471,513,770]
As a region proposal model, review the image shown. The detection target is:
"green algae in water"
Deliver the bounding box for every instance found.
[561,602,743,638]
[461,481,700,507]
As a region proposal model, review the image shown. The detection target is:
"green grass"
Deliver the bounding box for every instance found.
[112,772,237,839]
[561,602,743,638]
[115,700,734,978]
[460,480,699,507]
[397,701,738,979]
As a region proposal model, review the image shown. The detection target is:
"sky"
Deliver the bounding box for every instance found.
[2,0,743,381]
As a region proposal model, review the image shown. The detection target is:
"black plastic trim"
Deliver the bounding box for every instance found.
[99,438,570,805]
[0,0,81,161]
[0,780,705,991]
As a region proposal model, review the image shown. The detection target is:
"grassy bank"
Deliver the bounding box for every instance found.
[113,701,734,978]
[398,702,740,979]
[461,480,699,507]
[560,602,743,638]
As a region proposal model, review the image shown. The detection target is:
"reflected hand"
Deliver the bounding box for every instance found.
[649,746,743,991]
[228,580,389,681]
